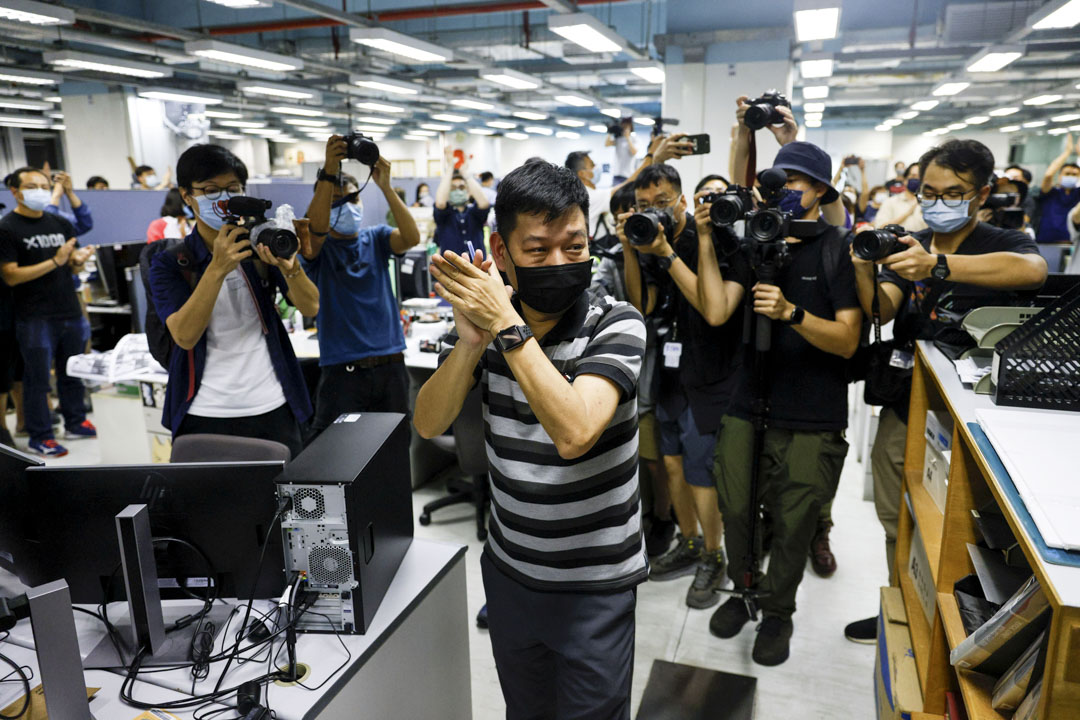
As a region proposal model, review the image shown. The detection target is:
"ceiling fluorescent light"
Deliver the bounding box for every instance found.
[803,102,826,113]
[1029,0,1080,30]
[524,126,553,135]
[875,125,891,132]
[794,6,840,42]
[802,85,830,99]
[0,97,51,111]
[352,100,404,113]
[269,105,323,117]
[964,115,989,124]
[799,58,834,79]
[452,98,495,111]
[420,123,452,131]
[356,116,397,125]
[556,130,581,139]
[556,94,594,107]
[43,95,61,102]
[480,70,540,90]
[243,128,287,136]
[0,0,73,25]
[204,110,243,119]
[556,118,586,127]
[804,112,824,121]
[1024,94,1063,106]
[883,118,902,127]
[44,50,171,79]
[989,106,1019,116]
[548,12,627,54]
[1051,113,1080,123]
[208,131,245,140]
[204,0,271,7]
[407,129,438,136]
[634,117,655,126]
[218,120,266,128]
[238,81,320,102]
[1070,124,1080,131]
[600,108,622,118]
[137,88,223,105]
[513,110,548,121]
[284,118,329,127]
[349,27,452,63]
[486,120,517,129]
[0,112,48,126]
[899,111,919,120]
[350,74,420,96]
[431,113,469,123]
[353,124,394,133]
[932,81,970,97]
[629,62,665,84]
[402,135,431,141]
[0,67,60,85]
[1022,120,1047,128]
[966,46,1024,73]
[468,128,495,135]
[946,122,968,130]
[588,124,608,133]
[504,132,529,140]
[1048,127,1070,135]
[911,99,939,111]
[47,111,62,119]
[184,40,302,73]
[804,119,822,128]
[999,125,1020,132]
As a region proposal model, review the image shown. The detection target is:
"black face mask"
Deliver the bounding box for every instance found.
[507,248,592,315]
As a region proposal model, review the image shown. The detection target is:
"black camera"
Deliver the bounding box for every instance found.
[983,192,1025,230]
[223,196,299,260]
[625,208,674,246]
[743,90,791,132]
[852,223,908,262]
[703,186,754,228]
[743,207,792,243]
[343,132,380,165]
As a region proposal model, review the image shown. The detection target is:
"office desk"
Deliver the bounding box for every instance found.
[5,540,471,720]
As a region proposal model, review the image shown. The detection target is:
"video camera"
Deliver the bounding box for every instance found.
[222,196,299,260]
[624,208,675,246]
[852,224,908,262]
[743,90,791,132]
[983,192,1025,230]
[343,132,379,166]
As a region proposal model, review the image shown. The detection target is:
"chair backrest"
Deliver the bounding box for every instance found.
[170,433,292,463]
[451,387,488,476]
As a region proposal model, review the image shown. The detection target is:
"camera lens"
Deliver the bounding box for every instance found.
[625,212,659,246]
[852,229,903,262]
[710,196,745,226]
[251,223,299,259]
[744,104,773,132]
[747,209,785,242]
[344,133,380,166]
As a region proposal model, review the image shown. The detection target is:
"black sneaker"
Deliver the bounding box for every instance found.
[645,517,676,557]
[752,616,794,666]
[649,534,702,581]
[844,616,877,644]
[709,597,752,639]
[686,549,728,609]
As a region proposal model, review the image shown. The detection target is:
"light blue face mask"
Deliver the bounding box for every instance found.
[20,188,52,212]
[922,198,973,233]
[1062,175,1079,189]
[449,189,469,206]
[331,202,362,237]
[193,194,228,231]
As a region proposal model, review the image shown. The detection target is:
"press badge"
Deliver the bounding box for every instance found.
[889,350,915,370]
[663,342,683,368]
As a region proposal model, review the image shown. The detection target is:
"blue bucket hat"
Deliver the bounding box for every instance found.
[770,141,839,205]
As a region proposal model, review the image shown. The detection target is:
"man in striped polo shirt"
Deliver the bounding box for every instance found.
[415,159,647,719]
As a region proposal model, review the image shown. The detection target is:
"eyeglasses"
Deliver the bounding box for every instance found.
[191,183,244,201]
[917,189,977,208]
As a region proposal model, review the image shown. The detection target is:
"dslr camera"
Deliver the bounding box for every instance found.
[852,223,908,262]
[223,196,299,260]
[743,90,791,132]
[983,192,1025,230]
[703,185,754,228]
[624,208,675,246]
[343,132,380,166]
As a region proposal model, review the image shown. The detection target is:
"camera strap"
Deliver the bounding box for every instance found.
[745,132,758,187]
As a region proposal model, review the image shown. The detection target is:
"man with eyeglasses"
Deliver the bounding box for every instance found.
[301,135,420,438]
[843,138,1047,645]
[148,144,320,458]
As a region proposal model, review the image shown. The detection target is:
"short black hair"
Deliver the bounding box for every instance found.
[86,175,108,189]
[1004,164,1033,184]
[695,174,730,194]
[634,163,682,195]
[160,188,186,218]
[176,144,248,191]
[611,183,636,215]
[903,163,918,179]
[4,166,46,189]
[919,139,995,190]
[494,160,588,241]
[135,165,154,177]
[479,171,494,183]
[565,151,591,173]
[1063,163,1080,173]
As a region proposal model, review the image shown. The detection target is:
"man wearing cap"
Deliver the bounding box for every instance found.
[702,140,863,666]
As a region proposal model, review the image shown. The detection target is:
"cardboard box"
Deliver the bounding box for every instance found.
[875,587,924,720]
[925,408,953,454]
[907,510,936,624]
[923,443,950,514]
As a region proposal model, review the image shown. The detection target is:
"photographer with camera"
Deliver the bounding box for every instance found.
[842,139,1047,645]
[606,118,637,184]
[1035,134,1079,243]
[148,144,318,458]
[45,171,93,237]
[614,164,742,609]
[977,176,1033,236]
[434,146,490,257]
[301,135,420,435]
[704,141,863,666]
[875,164,927,232]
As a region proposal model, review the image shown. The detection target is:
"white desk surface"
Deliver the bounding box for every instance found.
[288,328,441,371]
[919,340,1080,606]
[4,539,467,720]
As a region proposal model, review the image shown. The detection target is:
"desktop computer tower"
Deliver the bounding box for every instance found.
[276,412,413,634]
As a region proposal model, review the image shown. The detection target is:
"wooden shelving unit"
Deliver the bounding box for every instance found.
[893,343,1080,719]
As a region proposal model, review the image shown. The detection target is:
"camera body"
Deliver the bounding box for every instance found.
[625,208,675,246]
[743,90,791,132]
[852,223,908,262]
[704,185,754,228]
[983,192,1025,230]
[223,196,299,260]
[343,132,380,166]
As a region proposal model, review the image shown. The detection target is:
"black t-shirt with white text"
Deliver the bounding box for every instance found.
[730,221,860,432]
[0,211,81,319]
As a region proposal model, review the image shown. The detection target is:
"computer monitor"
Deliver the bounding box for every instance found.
[0,444,41,573]
[94,241,147,305]
[396,248,432,301]
[17,461,287,605]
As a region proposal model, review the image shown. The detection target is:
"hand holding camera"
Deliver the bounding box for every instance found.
[876,234,934,281]
[694,191,715,238]
[209,224,253,278]
[324,135,347,175]
[371,156,392,191]
[736,93,797,146]
[623,210,675,256]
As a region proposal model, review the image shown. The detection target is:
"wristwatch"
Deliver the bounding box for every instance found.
[494,324,534,354]
[932,253,951,280]
[786,306,806,325]
[657,252,677,271]
[317,168,341,185]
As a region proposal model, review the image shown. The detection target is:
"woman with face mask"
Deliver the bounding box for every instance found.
[873,163,927,232]
[413,182,433,208]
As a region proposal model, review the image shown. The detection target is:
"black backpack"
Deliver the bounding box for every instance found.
[139,239,199,368]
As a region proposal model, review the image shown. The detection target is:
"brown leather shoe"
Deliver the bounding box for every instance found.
[810,521,837,577]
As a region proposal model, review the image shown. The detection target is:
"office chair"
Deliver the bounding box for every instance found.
[419,386,489,541]
[169,434,292,463]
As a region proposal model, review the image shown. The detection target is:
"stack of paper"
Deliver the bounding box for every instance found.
[65,333,166,384]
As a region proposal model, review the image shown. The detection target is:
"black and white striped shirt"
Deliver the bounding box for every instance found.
[440,292,648,592]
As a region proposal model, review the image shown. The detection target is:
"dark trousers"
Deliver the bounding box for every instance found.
[177,403,304,459]
[15,316,89,442]
[713,415,848,620]
[481,553,636,720]
[310,359,409,436]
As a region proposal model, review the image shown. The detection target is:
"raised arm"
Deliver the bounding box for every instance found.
[303,135,347,260]
[435,147,455,210]
[1041,134,1075,194]
[694,197,746,326]
[879,235,1047,291]
[371,156,420,254]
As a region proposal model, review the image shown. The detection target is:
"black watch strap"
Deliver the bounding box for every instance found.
[933,253,950,280]
[317,168,341,184]
[786,306,805,325]
[657,253,676,271]
[495,324,533,353]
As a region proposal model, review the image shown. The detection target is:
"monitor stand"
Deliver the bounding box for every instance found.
[83,504,231,670]
[27,580,97,719]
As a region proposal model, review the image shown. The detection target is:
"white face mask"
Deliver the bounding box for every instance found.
[873,191,888,204]
[143,174,159,186]
[20,188,52,212]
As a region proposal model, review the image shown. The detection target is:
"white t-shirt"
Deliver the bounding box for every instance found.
[613,136,634,178]
[587,186,612,239]
[187,267,287,418]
